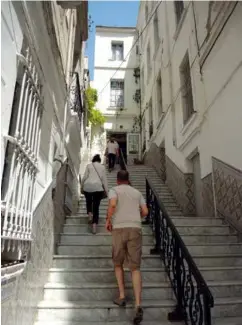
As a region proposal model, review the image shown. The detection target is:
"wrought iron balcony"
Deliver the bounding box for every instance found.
[69,72,83,123]
[57,1,82,9]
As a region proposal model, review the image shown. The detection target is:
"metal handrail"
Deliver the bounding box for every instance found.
[146,177,214,324]
[119,148,127,171]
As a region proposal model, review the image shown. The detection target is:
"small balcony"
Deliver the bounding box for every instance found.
[57,1,82,9]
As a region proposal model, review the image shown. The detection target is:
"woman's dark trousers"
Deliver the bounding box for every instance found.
[84,191,103,224]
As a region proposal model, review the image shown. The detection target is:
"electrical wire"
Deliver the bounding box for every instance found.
[97,1,163,97]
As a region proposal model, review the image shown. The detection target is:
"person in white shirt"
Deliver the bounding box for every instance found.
[81,154,108,234]
[107,138,119,172]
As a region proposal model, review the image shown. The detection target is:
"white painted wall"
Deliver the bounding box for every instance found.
[93,27,140,132]
[138,1,242,177]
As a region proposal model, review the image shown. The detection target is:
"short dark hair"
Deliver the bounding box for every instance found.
[92,154,101,163]
[117,170,129,182]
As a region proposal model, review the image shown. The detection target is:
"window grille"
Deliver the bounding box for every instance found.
[174,0,184,25]
[111,42,124,61]
[110,80,124,108]
[146,44,151,84]
[180,52,194,124]
[153,13,159,45]
[156,74,163,117]
[1,38,43,261]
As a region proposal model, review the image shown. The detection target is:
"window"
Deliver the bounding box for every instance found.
[146,44,151,84]
[174,0,184,25]
[1,37,43,262]
[156,74,163,117]
[110,80,124,108]
[149,99,153,138]
[111,42,124,61]
[153,13,159,46]
[180,52,194,124]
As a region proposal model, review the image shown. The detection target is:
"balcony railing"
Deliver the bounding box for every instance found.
[1,44,42,259]
[146,178,214,325]
[69,72,83,124]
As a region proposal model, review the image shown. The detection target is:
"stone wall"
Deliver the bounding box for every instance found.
[166,156,196,215]
[213,157,242,231]
[52,163,68,250]
[1,185,55,325]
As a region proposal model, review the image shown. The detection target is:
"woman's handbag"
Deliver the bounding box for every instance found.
[92,163,108,200]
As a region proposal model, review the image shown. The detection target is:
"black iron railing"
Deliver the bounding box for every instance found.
[146,178,214,325]
[119,149,127,171]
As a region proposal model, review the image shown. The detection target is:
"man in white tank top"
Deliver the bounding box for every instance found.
[106,170,148,324]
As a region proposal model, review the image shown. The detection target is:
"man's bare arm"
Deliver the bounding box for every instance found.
[106,197,117,221]
[140,204,148,217]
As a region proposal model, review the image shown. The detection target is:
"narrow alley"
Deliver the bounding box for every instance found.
[1,1,242,325]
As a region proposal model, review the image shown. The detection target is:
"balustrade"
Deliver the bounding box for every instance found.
[146,178,214,325]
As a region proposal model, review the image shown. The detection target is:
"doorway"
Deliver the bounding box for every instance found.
[192,153,203,217]
[107,132,127,163]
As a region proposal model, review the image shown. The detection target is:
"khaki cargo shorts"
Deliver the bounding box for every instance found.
[112,228,142,270]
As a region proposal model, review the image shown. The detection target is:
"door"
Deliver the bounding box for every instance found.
[192,154,203,217]
[127,133,140,164]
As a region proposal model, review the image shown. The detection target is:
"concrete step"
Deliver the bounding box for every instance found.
[47,266,242,285]
[59,233,154,245]
[37,299,176,322]
[43,280,242,301]
[52,253,242,269]
[35,321,184,325]
[59,233,238,245]
[57,242,242,256]
[209,281,242,298]
[62,224,153,234]
[62,224,233,236]
[65,215,226,226]
[43,282,174,301]
[199,266,242,281]
[47,267,167,284]
[171,217,226,226]
[52,255,162,269]
[57,244,153,256]
[212,297,242,318]
[34,318,242,325]
[186,243,242,255]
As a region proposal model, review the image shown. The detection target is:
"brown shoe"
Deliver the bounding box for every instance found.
[113,297,126,307]
[133,306,143,324]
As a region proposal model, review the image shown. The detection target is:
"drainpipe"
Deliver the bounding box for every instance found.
[164,1,177,147]
[63,10,74,158]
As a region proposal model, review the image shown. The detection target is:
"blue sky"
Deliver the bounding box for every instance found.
[86,1,140,80]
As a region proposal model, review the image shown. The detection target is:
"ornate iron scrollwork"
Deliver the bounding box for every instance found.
[146,178,214,325]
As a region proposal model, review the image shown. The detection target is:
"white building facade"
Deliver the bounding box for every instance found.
[137,1,242,227]
[1,1,88,325]
[93,26,141,163]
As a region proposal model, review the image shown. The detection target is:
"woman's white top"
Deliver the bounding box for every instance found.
[81,162,108,193]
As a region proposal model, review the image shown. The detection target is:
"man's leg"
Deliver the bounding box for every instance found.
[108,154,112,171]
[131,269,142,307]
[127,229,143,324]
[112,229,126,306]
[114,265,125,300]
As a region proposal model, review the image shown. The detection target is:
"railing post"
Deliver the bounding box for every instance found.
[150,197,162,255]
[168,238,185,321]
[142,180,151,225]
[203,294,212,325]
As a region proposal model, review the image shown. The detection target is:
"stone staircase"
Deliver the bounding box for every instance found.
[35,165,242,325]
